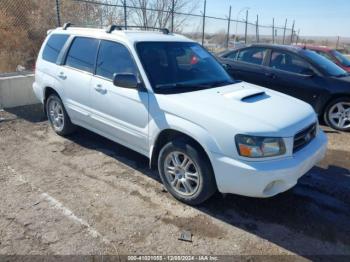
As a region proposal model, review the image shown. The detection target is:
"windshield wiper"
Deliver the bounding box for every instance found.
[335,73,349,78]
[154,80,235,94]
[156,80,234,91]
[206,80,235,87]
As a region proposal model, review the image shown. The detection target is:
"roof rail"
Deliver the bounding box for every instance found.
[105,24,170,34]
[62,22,73,30]
[160,28,170,35]
[106,25,123,33]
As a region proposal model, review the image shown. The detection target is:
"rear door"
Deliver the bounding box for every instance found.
[89,40,149,155]
[59,37,99,123]
[36,34,69,101]
[221,47,270,86]
[266,49,327,108]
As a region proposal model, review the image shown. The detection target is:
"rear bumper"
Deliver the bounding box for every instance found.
[211,130,327,197]
[32,82,44,104]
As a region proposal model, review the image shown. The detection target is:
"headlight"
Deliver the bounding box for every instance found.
[235,135,286,158]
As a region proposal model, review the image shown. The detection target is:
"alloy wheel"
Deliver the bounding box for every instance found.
[48,99,65,131]
[164,151,201,196]
[328,102,350,129]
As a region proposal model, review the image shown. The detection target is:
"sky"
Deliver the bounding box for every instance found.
[201,0,350,37]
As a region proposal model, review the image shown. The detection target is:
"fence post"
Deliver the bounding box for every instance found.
[291,20,295,44]
[256,14,259,43]
[282,18,287,45]
[336,36,340,49]
[244,10,248,44]
[296,29,300,44]
[226,6,232,49]
[55,0,61,27]
[272,18,275,44]
[124,0,127,29]
[171,0,175,32]
[202,0,206,46]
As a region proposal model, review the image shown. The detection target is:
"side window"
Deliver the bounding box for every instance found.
[270,51,313,75]
[65,37,99,73]
[225,51,238,60]
[96,40,138,80]
[42,34,69,63]
[236,48,268,65]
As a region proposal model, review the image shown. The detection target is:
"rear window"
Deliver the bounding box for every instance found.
[42,34,69,63]
[65,37,99,73]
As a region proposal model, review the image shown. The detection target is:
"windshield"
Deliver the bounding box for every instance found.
[303,50,348,77]
[136,42,234,93]
[332,50,350,67]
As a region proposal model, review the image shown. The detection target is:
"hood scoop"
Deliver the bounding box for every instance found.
[222,88,266,102]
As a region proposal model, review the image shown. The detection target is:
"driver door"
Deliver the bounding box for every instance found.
[89,40,149,155]
[266,50,327,109]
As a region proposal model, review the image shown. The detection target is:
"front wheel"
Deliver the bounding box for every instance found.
[324,97,350,132]
[158,138,217,205]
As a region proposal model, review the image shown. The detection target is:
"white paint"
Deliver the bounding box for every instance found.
[41,193,106,241]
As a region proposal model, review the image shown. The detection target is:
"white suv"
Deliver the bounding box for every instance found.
[33,24,327,205]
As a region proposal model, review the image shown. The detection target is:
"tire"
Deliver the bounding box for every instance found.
[46,94,76,136]
[324,97,350,132]
[158,138,217,205]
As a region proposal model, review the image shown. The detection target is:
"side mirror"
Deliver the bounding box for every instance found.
[113,73,138,89]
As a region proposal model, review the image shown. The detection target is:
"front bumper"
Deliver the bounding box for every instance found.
[211,130,327,197]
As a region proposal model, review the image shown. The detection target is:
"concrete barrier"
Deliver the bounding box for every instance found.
[0,72,39,109]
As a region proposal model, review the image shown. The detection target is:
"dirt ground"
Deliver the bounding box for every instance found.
[0,105,350,260]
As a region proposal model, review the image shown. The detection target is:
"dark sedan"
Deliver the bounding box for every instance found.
[218,44,350,131]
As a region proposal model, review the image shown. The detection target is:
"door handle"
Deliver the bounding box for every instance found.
[94,84,107,94]
[58,72,67,80]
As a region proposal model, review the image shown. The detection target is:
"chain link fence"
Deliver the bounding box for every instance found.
[0,0,298,73]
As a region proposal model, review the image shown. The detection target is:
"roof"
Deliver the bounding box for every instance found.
[250,43,304,53]
[50,26,193,45]
[295,44,333,52]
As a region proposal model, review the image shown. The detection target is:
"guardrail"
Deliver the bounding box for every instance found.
[0,72,39,109]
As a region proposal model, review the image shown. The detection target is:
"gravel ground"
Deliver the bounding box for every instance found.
[0,105,350,260]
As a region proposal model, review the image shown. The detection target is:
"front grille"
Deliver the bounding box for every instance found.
[293,123,317,153]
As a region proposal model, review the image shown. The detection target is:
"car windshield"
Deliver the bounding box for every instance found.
[331,50,350,67]
[303,50,348,77]
[136,42,234,93]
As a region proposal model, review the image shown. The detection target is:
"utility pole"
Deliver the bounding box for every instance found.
[202,0,207,46]
[291,20,295,44]
[171,0,175,32]
[282,18,287,45]
[124,0,127,29]
[244,10,248,44]
[296,29,300,44]
[336,36,340,49]
[226,6,232,49]
[256,14,259,43]
[55,0,61,27]
[272,18,275,44]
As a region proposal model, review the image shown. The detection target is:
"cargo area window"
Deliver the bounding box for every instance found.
[42,34,69,63]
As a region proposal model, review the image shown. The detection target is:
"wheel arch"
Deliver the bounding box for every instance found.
[150,128,217,184]
[321,93,350,117]
[43,87,61,114]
